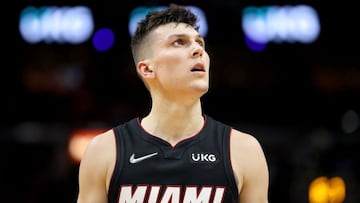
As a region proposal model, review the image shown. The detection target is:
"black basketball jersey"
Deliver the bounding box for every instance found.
[108,115,239,203]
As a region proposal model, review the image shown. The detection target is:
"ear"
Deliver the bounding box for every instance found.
[137,60,155,78]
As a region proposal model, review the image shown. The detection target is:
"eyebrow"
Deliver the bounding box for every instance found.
[168,34,204,41]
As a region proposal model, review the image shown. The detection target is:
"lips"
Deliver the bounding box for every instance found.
[191,63,205,72]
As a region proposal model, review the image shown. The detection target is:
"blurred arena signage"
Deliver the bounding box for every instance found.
[19,6,94,44]
[242,5,320,44]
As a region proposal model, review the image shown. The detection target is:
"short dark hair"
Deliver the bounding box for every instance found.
[130,4,199,63]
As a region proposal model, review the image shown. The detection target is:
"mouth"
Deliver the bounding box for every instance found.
[191,63,205,72]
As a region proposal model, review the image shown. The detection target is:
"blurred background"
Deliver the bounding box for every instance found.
[3,0,360,202]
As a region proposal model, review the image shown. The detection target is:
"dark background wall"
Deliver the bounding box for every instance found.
[2,0,360,202]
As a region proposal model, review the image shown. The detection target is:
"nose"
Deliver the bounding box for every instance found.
[192,43,203,58]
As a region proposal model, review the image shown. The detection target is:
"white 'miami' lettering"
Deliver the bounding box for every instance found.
[213,187,225,202]
[119,185,147,202]
[160,186,181,203]
[183,186,211,202]
[118,185,225,203]
[148,185,161,203]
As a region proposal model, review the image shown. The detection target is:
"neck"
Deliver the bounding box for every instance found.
[141,100,204,146]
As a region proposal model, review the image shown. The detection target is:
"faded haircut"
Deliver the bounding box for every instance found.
[130,3,199,64]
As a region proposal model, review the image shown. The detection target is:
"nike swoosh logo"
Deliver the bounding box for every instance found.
[129,152,158,164]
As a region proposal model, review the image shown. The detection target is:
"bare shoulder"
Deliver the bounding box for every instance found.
[77,128,117,202]
[79,129,116,184]
[230,129,265,153]
[229,128,267,171]
[87,129,115,149]
[83,129,116,161]
[229,128,269,200]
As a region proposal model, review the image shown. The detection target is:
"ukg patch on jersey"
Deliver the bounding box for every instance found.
[189,152,219,163]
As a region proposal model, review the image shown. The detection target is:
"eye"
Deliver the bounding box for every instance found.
[197,39,205,48]
[172,39,185,46]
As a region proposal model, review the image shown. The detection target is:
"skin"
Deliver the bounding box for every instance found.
[77,22,269,203]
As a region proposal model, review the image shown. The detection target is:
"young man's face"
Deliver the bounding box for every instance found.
[143,22,210,99]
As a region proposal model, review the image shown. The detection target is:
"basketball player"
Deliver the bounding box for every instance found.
[77,3,269,203]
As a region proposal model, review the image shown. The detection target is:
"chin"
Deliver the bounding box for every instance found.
[195,86,209,94]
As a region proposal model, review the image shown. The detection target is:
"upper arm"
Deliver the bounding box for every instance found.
[77,129,116,203]
[230,129,269,203]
